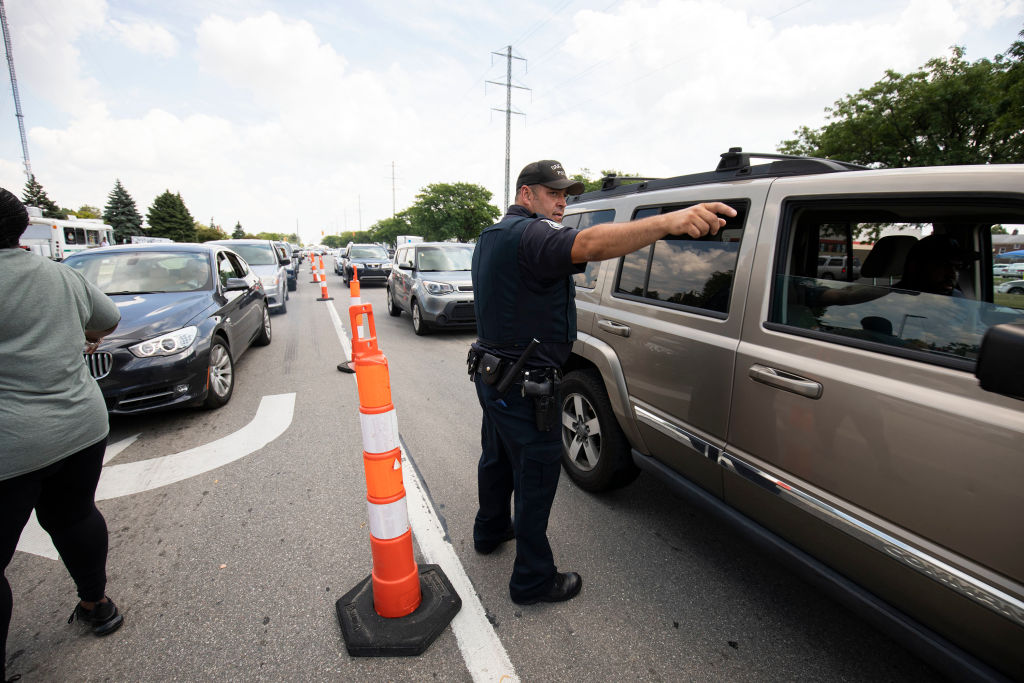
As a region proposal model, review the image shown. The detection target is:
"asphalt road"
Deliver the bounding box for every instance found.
[6,260,945,682]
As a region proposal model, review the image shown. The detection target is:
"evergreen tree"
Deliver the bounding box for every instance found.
[232,221,245,239]
[21,175,66,219]
[147,191,196,242]
[103,179,144,244]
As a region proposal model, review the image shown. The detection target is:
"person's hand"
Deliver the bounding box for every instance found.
[664,202,737,238]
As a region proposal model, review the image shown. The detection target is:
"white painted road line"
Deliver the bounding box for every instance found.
[328,300,519,683]
[16,393,296,560]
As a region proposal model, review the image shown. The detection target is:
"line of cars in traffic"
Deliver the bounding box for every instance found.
[333,241,476,336]
[66,234,478,418]
[66,238,298,415]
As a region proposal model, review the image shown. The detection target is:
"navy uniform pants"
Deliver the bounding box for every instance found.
[473,375,562,601]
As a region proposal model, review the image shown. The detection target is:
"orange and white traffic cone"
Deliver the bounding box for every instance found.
[349,266,367,340]
[336,302,461,656]
[317,269,333,301]
[310,254,320,284]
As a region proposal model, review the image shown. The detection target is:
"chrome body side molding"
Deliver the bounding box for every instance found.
[632,404,1024,628]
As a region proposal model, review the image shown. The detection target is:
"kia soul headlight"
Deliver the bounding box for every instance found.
[260,275,279,287]
[129,326,198,357]
[423,281,454,295]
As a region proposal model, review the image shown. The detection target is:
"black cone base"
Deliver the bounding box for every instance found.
[336,564,461,657]
[317,296,334,301]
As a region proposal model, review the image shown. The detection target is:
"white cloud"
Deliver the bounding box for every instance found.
[2,0,1021,243]
[109,19,178,57]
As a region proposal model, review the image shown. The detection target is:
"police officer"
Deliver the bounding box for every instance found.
[470,160,735,605]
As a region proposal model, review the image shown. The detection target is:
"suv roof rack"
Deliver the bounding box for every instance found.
[568,147,870,205]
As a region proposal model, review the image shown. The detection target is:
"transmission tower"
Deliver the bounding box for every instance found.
[1,0,31,180]
[487,46,528,208]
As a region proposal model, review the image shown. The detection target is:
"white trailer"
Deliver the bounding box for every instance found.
[19,207,115,259]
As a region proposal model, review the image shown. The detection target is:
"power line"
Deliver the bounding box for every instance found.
[487,46,529,208]
[1,0,31,180]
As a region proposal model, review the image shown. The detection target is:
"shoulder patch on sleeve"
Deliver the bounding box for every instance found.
[541,219,564,230]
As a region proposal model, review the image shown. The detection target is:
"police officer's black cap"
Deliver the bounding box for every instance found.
[516,160,585,195]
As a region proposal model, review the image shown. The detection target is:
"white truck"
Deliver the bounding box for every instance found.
[395,235,423,246]
[19,207,115,259]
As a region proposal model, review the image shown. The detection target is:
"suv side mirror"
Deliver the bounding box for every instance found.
[975,323,1024,400]
[278,258,291,266]
[223,277,250,292]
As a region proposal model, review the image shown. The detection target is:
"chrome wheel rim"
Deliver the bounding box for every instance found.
[412,303,422,330]
[561,393,601,471]
[209,344,233,398]
[262,307,272,337]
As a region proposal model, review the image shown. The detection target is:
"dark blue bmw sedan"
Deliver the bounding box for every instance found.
[63,242,271,414]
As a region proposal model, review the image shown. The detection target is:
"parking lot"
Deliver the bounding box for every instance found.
[6,260,945,682]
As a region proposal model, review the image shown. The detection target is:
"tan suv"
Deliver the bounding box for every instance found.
[559,149,1024,681]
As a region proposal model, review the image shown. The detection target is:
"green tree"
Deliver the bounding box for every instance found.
[147,191,196,242]
[406,182,500,242]
[103,179,144,244]
[569,169,642,193]
[322,235,344,248]
[779,31,1024,166]
[74,204,102,219]
[368,212,414,247]
[195,222,228,242]
[21,175,66,219]
[232,221,245,239]
[287,233,300,243]
[254,232,288,241]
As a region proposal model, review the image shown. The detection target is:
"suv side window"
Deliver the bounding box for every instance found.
[769,199,1024,366]
[396,247,414,269]
[613,201,747,316]
[563,209,615,289]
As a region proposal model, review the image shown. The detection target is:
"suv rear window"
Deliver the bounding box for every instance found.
[612,201,748,316]
[769,198,1024,366]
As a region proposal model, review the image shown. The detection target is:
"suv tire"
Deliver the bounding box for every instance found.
[412,300,430,335]
[559,369,639,491]
[386,287,402,317]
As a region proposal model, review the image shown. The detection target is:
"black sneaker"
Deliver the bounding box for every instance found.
[68,597,124,636]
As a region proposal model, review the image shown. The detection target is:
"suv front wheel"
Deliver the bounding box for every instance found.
[559,369,639,491]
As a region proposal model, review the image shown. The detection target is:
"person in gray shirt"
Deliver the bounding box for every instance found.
[0,188,124,683]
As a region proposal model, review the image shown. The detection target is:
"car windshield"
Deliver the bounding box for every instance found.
[65,251,212,294]
[350,246,388,259]
[224,243,277,266]
[416,246,474,271]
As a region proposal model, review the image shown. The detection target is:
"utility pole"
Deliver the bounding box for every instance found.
[1,0,31,180]
[487,46,528,208]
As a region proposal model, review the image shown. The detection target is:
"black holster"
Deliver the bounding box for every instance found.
[522,369,560,431]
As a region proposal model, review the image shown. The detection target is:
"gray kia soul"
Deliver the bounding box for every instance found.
[559,149,1024,681]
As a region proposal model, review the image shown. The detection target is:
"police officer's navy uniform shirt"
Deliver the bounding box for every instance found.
[477,205,586,368]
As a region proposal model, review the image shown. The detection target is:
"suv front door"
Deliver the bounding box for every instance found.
[588,186,765,496]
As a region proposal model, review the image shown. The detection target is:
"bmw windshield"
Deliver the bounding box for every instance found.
[64,251,212,294]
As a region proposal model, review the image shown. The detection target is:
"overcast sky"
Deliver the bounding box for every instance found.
[1,0,1022,244]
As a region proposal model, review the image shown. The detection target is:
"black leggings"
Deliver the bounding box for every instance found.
[1,438,109,680]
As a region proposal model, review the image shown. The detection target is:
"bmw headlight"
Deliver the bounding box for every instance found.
[423,281,455,295]
[129,326,198,357]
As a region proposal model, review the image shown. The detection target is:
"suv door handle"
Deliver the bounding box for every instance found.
[597,319,631,337]
[749,364,822,399]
